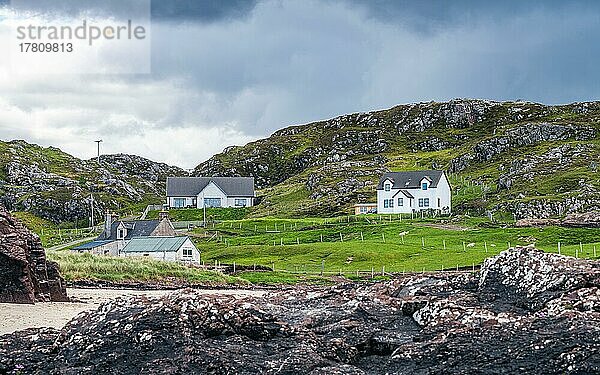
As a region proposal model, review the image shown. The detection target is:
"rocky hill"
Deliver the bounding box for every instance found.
[2,247,600,374]
[194,99,600,218]
[0,140,187,224]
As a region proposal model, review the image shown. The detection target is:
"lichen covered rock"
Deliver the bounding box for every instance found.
[0,205,68,303]
[2,247,600,374]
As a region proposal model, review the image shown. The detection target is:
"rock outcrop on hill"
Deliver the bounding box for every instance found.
[194,99,600,217]
[0,140,187,223]
[2,247,600,373]
[516,211,600,228]
[0,205,68,303]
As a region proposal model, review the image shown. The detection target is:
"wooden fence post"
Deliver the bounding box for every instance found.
[421,237,425,248]
[340,233,343,242]
[382,265,385,276]
[484,241,488,253]
[443,239,446,250]
[360,232,364,241]
[463,241,466,252]
[558,242,561,255]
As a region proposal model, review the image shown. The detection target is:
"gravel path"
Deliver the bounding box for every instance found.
[0,288,266,335]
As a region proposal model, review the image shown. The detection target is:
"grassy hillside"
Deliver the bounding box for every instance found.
[194,100,600,219]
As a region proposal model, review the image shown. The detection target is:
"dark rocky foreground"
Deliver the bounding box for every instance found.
[2,247,600,374]
[0,205,68,303]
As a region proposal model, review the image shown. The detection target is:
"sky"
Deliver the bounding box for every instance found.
[0,0,599,169]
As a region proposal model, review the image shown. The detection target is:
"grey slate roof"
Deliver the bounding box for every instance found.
[96,220,161,241]
[122,237,190,253]
[72,240,112,250]
[167,177,255,197]
[377,170,445,190]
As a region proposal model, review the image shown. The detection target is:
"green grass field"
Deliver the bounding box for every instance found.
[12,211,100,248]
[31,211,600,285]
[192,215,600,274]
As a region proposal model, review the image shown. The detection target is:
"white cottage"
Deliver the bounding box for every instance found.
[166,177,255,209]
[377,170,451,215]
[72,211,177,256]
[121,236,200,263]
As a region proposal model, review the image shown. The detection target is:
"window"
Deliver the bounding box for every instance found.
[422,182,428,190]
[418,198,424,208]
[424,198,430,207]
[173,198,186,208]
[234,199,247,207]
[204,198,221,208]
[182,248,193,258]
[117,229,126,239]
[438,198,441,207]
[359,206,367,213]
[397,198,403,206]
[384,183,391,192]
[383,199,394,208]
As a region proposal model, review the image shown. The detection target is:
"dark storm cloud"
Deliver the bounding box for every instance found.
[348,0,600,33]
[3,0,600,168]
[151,0,257,22]
[3,0,257,22]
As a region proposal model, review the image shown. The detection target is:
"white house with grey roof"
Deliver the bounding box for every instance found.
[121,237,200,263]
[166,177,255,209]
[377,170,451,215]
[72,211,177,256]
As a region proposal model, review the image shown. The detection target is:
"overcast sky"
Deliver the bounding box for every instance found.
[1,0,599,169]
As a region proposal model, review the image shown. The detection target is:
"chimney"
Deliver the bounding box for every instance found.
[104,211,116,239]
[158,211,169,221]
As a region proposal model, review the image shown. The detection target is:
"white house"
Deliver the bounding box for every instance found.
[72,211,177,256]
[166,177,255,209]
[120,236,200,263]
[377,170,451,214]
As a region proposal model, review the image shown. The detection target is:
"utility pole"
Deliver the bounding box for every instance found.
[90,194,94,228]
[94,140,103,163]
[202,192,206,228]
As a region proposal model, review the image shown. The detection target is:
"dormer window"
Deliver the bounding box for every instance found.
[422,182,428,190]
[117,228,126,240]
[384,183,391,192]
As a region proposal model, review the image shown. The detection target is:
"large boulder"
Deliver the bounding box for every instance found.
[562,211,600,228]
[0,205,68,303]
[479,247,600,310]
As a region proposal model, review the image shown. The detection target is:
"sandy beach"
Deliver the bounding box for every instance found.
[0,288,266,335]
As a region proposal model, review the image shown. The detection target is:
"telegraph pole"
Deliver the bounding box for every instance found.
[94,140,103,163]
[203,192,206,227]
[90,194,94,228]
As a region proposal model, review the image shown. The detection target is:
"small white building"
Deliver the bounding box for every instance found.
[121,236,200,263]
[166,177,255,209]
[377,170,451,215]
[72,211,178,256]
